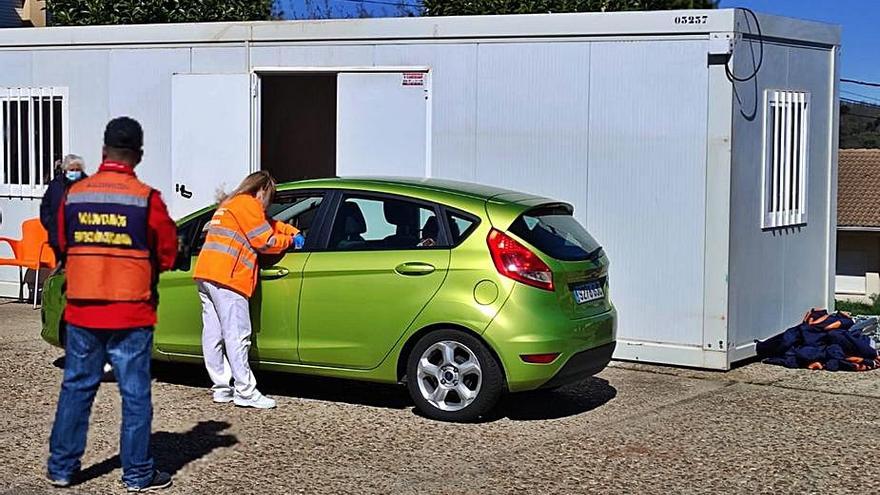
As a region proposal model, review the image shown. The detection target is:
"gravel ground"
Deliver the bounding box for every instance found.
[0,301,878,494]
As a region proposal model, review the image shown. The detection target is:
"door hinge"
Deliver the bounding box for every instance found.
[250,74,259,98]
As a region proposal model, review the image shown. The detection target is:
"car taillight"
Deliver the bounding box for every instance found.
[487,229,554,291]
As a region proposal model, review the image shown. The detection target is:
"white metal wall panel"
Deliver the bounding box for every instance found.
[782,46,834,326]
[727,43,788,349]
[0,51,34,296]
[277,45,375,67]
[170,74,250,219]
[587,40,709,347]
[474,42,591,221]
[31,50,109,175]
[108,48,190,200]
[728,42,835,349]
[375,44,478,182]
[250,46,281,67]
[0,52,31,86]
[336,72,428,177]
[191,46,248,74]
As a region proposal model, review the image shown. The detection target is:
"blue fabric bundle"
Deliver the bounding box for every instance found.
[756,309,880,371]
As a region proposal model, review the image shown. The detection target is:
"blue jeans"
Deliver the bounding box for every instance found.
[48,324,155,488]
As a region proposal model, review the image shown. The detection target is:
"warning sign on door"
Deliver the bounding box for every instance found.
[402,72,425,87]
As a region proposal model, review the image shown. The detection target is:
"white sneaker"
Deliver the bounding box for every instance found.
[233,391,276,409]
[212,389,234,404]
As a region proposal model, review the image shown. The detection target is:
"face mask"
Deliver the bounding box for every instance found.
[65,170,83,181]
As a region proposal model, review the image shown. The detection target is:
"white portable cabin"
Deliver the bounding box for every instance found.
[0,9,840,369]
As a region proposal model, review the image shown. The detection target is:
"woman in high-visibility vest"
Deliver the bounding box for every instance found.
[193,171,302,409]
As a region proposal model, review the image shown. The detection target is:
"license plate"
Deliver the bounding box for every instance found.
[572,281,604,304]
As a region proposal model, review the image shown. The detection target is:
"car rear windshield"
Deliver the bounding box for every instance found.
[509,205,602,262]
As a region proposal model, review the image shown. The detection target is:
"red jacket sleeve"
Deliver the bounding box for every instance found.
[147,191,178,272]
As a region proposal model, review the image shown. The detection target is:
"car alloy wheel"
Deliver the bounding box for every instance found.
[416,340,482,412]
[406,329,505,422]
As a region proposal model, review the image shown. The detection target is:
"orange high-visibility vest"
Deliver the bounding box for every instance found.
[193,194,296,297]
[64,171,154,302]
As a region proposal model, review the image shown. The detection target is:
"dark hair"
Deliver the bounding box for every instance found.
[104,146,142,166]
[104,116,143,151]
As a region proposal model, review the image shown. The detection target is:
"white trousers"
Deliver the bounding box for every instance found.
[197,280,257,399]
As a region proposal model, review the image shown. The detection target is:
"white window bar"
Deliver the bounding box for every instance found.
[0,87,68,198]
[798,93,810,223]
[49,89,55,188]
[1,94,6,194]
[16,88,22,197]
[763,89,810,229]
[37,88,44,188]
[27,88,35,195]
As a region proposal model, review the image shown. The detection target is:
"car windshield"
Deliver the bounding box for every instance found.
[508,205,601,262]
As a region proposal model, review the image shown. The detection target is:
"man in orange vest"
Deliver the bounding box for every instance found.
[47,117,178,492]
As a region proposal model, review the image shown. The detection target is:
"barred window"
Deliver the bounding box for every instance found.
[0,87,68,197]
[762,90,809,229]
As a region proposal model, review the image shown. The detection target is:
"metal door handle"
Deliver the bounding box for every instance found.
[395,262,435,276]
[260,267,290,279]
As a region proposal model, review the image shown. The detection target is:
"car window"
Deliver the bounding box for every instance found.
[508,205,601,262]
[193,194,324,254]
[267,195,324,241]
[328,195,444,251]
[446,211,478,246]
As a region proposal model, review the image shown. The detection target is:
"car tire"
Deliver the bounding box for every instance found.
[405,329,505,422]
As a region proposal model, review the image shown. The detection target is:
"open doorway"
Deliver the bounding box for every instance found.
[260,74,337,183]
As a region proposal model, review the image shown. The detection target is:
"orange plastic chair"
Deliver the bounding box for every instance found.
[0,219,57,308]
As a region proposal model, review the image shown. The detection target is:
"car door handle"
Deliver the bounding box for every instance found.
[260,267,290,280]
[395,262,435,276]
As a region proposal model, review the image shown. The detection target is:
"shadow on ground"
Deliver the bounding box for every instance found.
[74,420,237,486]
[152,361,616,422]
[497,377,617,421]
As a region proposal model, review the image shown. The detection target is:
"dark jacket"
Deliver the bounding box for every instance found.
[40,172,85,252]
[757,310,880,371]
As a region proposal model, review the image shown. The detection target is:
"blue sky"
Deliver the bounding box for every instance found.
[277,0,879,103]
[719,0,880,103]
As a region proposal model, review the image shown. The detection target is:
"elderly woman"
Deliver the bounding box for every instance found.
[40,154,86,258]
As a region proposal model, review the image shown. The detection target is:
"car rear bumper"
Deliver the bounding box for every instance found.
[538,342,616,390]
[482,287,616,392]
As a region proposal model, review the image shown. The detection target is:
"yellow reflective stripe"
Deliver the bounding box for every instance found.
[246,223,272,242]
[208,226,250,247]
[67,192,149,207]
[201,243,256,270]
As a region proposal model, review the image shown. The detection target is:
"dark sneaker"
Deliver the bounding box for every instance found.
[126,471,172,492]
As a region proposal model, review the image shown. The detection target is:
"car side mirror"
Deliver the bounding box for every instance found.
[174,237,192,272]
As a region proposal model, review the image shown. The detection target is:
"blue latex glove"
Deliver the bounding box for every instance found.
[294,233,305,250]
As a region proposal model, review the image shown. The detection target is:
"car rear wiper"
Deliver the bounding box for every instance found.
[586,247,604,262]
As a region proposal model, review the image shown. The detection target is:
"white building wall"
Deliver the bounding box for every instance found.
[108,48,191,195]
[587,40,710,350]
[728,41,837,352]
[0,12,840,368]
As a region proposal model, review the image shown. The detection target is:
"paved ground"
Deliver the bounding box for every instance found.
[0,302,878,494]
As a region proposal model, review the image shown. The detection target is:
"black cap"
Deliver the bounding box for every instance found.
[104,117,143,151]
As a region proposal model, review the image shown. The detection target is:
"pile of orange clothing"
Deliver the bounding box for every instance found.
[193,194,298,297]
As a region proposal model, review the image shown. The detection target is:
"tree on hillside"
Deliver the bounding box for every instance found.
[423,0,718,16]
[840,101,880,149]
[46,0,277,26]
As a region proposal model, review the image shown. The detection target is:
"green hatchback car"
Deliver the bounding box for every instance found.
[42,178,616,421]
